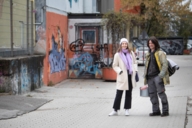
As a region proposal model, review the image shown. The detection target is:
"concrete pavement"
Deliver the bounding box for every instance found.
[0,95,50,120]
[0,55,191,128]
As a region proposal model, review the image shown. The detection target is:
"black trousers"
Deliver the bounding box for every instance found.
[113,74,133,111]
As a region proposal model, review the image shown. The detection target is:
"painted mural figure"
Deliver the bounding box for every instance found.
[49,26,66,73]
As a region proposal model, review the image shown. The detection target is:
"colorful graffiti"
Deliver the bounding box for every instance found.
[20,64,30,89]
[68,0,78,8]
[69,52,102,78]
[68,38,111,78]
[158,39,183,55]
[49,26,66,73]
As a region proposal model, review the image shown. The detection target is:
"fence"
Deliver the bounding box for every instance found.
[0,0,34,57]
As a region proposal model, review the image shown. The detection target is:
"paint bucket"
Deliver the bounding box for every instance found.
[140,86,149,97]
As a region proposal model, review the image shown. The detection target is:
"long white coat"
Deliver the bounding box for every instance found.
[112,51,138,90]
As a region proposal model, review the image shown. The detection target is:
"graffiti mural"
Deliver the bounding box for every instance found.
[132,38,184,55]
[20,64,30,90]
[158,39,184,55]
[49,26,66,73]
[68,38,111,78]
[69,52,102,78]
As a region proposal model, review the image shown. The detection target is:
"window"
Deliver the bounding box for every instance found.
[82,30,95,44]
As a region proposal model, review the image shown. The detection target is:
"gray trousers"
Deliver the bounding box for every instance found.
[147,75,169,113]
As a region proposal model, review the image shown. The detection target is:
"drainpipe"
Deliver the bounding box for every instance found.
[107,28,109,67]
[31,0,33,55]
[27,0,29,54]
[10,0,13,56]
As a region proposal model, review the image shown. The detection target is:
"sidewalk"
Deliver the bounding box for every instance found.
[0,55,191,128]
[0,95,50,120]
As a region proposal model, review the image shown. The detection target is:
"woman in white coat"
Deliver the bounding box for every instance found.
[109,38,138,116]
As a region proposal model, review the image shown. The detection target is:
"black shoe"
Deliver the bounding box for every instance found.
[149,111,161,116]
[161,112,169,117]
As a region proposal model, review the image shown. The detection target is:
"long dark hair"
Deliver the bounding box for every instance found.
[147,36,160,51]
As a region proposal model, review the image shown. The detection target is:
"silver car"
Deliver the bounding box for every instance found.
[135,46,148,65]
[135,46,166,65]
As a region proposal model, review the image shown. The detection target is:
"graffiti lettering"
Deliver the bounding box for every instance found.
[70,39,109,54]
[96,44,109,51]
[69,39,85,52]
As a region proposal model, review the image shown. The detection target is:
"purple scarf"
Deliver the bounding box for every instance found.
[119,49,133,74]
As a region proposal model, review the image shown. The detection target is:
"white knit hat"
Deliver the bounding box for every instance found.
[120,38,129,44]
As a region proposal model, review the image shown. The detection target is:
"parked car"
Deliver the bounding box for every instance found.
[187,44,192,52]
[135,46,166,65]
[135,46,148,65]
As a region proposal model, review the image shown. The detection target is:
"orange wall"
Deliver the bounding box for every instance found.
[114,0,140,14]
[114,0,121,12]
[43,11,68,85]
